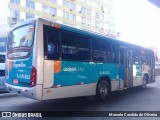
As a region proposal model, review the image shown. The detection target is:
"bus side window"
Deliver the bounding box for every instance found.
[133,50,141,64]
[111,44,118,63]
[61,31,77,60]
[101,41,111,62]
[92,39,112,62]
[47,29,59,60]
[77,36,90,61]
[43,25,59,60]
[92,39,102,62]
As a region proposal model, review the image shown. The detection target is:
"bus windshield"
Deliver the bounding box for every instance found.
[7,24,34,51]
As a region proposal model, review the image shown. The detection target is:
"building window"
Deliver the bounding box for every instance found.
[95,21,100,28]
[96,12,104,19]
[63,0,69,7]
[86,18,91,25]
[95,22,103,29]
[81,17,86,24]
[26,13,35,19]
[50,0,57,3]
[81,7,91,15]
[63,11,69,19]
[42,5,56,15]
[63,11,76,21]
[42,5,48,12]
[81,7,86,14]
[26,0,35,9]
[10,0,20,4]
[70,3,76,10]
[63,0,76,10]
[49,7,56,16]
[81,18,91,25]
[87,9,91,15]
[10,10,20,21]
[70,13,76,21]
[100,23,104,29]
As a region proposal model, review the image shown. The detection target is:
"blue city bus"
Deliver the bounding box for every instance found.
[5,18,155,100]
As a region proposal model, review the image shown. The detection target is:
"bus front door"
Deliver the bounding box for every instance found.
[119,48,133,89]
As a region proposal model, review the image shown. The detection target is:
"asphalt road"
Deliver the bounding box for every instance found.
[1,77,160,120]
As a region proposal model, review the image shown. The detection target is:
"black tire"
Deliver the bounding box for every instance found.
[142,76,147,88]
[96,80,110,101]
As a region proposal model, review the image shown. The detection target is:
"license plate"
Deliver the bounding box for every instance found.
[13,79,19,84]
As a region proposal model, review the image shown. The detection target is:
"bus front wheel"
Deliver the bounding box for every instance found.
[96,80,110,101]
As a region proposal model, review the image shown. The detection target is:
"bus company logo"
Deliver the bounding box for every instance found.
[13,62,26,68]
[63,67,84,72]
[2,112,11,117]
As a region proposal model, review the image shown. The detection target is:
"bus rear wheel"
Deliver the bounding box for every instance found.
[142,76,147,88]
[96,80,110,101]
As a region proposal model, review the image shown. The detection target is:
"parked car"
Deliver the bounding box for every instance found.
[0,53,6,90]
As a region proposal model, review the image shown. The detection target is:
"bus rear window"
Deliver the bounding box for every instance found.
[7,24,34,51]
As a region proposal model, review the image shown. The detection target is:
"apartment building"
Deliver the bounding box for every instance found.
[0,0,116,37]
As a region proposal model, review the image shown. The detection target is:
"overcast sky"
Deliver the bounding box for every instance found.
[115,0,160,49]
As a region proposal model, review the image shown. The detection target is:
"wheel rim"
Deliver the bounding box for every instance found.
[99,83,108,99]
